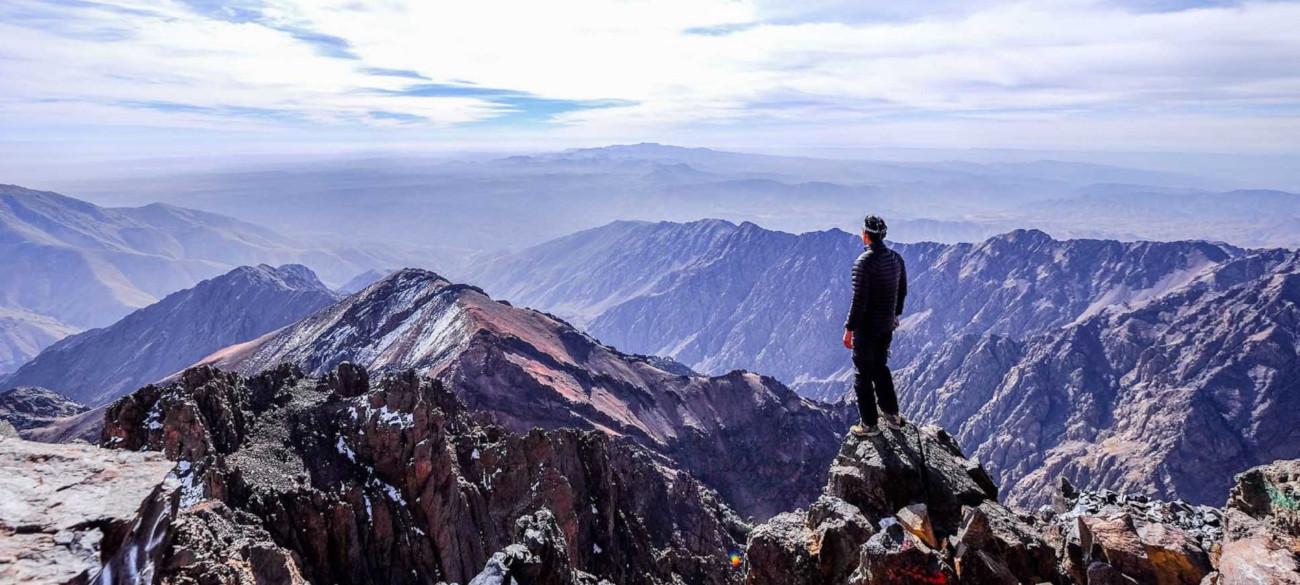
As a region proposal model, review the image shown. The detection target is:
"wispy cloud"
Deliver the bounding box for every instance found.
[359,67,429,80]
[0,0,1297,152]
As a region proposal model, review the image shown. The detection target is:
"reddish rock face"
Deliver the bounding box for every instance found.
[196,268,845,519]
[101,364,747,585]
[1210,460,1300,585]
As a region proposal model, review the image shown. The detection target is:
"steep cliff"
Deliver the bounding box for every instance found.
[99,364,748,585]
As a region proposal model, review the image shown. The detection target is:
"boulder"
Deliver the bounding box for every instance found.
[1212,460,1300,585]
[826,424,996,538]
[1137,522,1213,585]
[953,501,1057,584]
[809,496,876,583]
[852,522,956,585]
[743,511,817,585]
[1078,514,1158,583]
[897,503,939,549]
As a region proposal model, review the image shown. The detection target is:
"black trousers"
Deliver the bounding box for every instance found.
[853,330,898,427]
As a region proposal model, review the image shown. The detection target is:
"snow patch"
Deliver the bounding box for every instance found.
[336,436,357,463]
[167,460,204,509]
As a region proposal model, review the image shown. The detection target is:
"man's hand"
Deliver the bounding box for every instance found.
[842,329,854,349]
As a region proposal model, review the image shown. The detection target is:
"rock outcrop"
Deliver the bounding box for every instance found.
[0,385,89,434]
[99,363,748,585]
[743,424,1057,585]
[197,268,842,519]
[1044,479,1221,585]
[0,434,174,584]
[468,509,611,585]
[741,427,1300,584]
[1207,460,1300,584]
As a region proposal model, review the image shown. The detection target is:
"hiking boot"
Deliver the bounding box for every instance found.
[850,424,881,438]
[883,414,905,428]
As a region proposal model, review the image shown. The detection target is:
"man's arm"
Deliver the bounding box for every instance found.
[896,255,907,316]
[845,252,870,331]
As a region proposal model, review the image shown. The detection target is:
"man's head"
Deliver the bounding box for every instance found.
[862,215,888,244]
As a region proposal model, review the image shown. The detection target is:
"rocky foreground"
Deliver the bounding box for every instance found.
[0,434,174,583]
[95,363,746,585]
[6,363,1297,584]
[743,422,1300,585]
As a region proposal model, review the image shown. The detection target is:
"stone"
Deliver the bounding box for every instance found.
[1213,460,1300,585]
[1079,514,1158,583]
[808,496,875,583]
[0,436,174,584]
[1086,560,1142,585]
[954,501,1057,584]
[1137,522,1213,585]
[852,522,956,585]
[897,503,939,549]
[744,511,817,585]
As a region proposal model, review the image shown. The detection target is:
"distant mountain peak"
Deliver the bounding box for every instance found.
[0,385,88,433]
[1,263,341,406]
[992,228,1055,246]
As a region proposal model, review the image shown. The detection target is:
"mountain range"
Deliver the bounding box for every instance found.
[469,219,1299,507]
[1,263,339,406]
[468,220,1238,397]
[56,144,1300,261]
[901,246,1300,506]
[7,213,1291,511]
[0,184,410,373]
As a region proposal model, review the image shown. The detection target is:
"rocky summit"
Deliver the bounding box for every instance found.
[744,423,1058,585]
[743,422,1300,585]
[96,363,748,585]
[197,268,843,519]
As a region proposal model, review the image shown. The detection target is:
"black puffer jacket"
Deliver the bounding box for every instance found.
[844,242,907,335]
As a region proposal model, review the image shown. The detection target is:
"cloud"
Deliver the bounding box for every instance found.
[0,0,1297,153]
[359,67,430,80]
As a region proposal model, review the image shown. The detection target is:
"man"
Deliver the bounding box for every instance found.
[842,214,907,438]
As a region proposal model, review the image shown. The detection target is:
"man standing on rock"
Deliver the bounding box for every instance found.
[842,214,907,438]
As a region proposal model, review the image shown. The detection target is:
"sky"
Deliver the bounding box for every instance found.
[2,0,1299,160]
